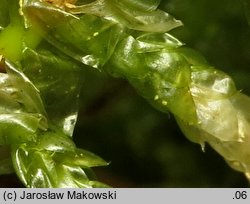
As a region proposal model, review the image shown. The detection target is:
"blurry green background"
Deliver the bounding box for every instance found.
[1,0,250,187]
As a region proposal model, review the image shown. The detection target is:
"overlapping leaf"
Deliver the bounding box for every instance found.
[1,0,250,187]
[0,0,109,187]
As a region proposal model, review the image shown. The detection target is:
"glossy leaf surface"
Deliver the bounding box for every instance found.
[0,0,108,187]
[0,0,250,187]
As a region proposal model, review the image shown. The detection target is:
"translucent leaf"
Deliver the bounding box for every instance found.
[22,0,124,68]
[11,138,108,188]
[116,0,161,12]
[66,0,182,32]
[0,61,47,145]
[177,47,208,66]
[189,66,239,142]
[12,145,55,187]
[108,35,197,123]
[35,131,76,153]
[6,61,46,115]
[107,36,150,78]
[53,148,109,168]
[137,33,184,51]
[21,47,82,136]
[21,0,181,69]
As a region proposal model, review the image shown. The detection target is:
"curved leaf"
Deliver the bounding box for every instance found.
[67,0,182,32]
[22,0,124,68]
[21,47,82,136]
[11,134,109,188]
[0,60,47,145]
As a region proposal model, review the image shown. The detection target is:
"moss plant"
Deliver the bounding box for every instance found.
[0,0,250,187]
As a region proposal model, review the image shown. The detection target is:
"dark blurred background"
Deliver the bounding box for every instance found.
[1,0,250,187]
[74,0,250,187]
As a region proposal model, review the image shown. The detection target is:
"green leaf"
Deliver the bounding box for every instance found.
[35,131,77,153]
[21,0,182,68]
[53,148,109,168]
[107,33,197,123]
[67,0,182,32]
[21,47,82,136]
[12,144,56,187]
[106,33,184,78]
[115,0,161,12]
[0,48,109,187]
[2,0,248,187]
[0,60,47,145]
[6,61,46,115]
[177,47,208,66]
[11,135,109,188]
[137,33,184,50]
[22,0,124,68]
